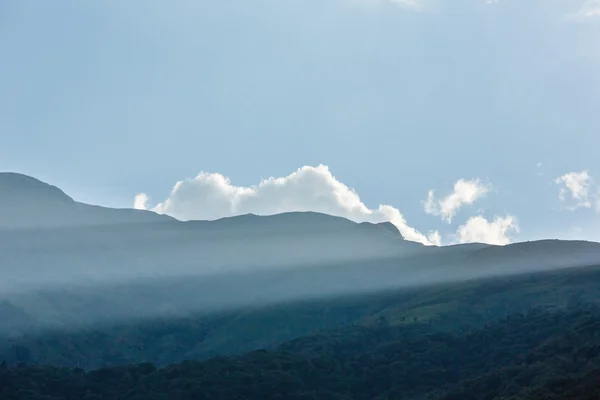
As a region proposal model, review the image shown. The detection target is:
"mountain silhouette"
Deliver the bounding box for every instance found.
[0,172,172,230]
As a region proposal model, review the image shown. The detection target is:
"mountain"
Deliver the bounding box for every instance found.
[0,173,424,283]
[2,172,600,340]
[4,173,600,386]
[0,172,172,230]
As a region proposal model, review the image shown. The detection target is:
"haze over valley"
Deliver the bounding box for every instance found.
[2,172,600,337]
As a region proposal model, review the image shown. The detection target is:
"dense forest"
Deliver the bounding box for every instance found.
[3,264,600,369]
[2,266,600,398]
[3,302,600,399]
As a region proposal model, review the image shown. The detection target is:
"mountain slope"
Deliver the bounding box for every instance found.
[0,172,172,230]
[2,173,600,350]
[3,299,600,399]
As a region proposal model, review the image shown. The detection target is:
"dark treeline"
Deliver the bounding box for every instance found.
[3,304,600,399]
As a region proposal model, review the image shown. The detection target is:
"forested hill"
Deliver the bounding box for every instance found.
[3,303,600,399]
[2,263,600,370]
[4,174,600,398]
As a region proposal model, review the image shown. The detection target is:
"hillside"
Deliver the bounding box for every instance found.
[0,172,172,230]
[3,263,600,369]
[3,301,600,399]
[3,174,600,374]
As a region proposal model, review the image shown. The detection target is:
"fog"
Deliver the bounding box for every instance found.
[2,212,600,336]
[0,215,421,291]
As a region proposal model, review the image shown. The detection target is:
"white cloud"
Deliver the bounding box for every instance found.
[423,179,490,223]
[423,190,438,216]
[134,166,524,247]
[454,215,519,246]
[554,171,592,209]
[135,165,440,246]
[569,0,600,20]
[134,193,150,211]
[426,230,442,246]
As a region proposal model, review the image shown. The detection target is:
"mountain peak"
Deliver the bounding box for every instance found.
[356,220,404,240]
[0,172,74,205]
[0,172,169,230]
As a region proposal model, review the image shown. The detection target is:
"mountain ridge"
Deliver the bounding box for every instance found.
[1,172,598,251]
[2,172,600,346]
[0,173,408,239]
[0,172,173,230]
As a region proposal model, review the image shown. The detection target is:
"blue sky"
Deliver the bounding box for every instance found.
[1,0,599,245]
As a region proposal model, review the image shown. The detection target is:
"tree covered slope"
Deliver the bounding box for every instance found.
[2,302,600,399]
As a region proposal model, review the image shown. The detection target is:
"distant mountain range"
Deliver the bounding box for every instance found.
[2,172,600,334]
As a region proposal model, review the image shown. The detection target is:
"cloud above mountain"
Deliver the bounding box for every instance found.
[135,165,521,246]
[555,171,593,210]
[554,170,600,215]
[423,179,490,223]
[455,216,519,246]
[134,165,441,245]
[422,178,517,245]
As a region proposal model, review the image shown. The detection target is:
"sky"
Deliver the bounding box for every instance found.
[1,0,600,246]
